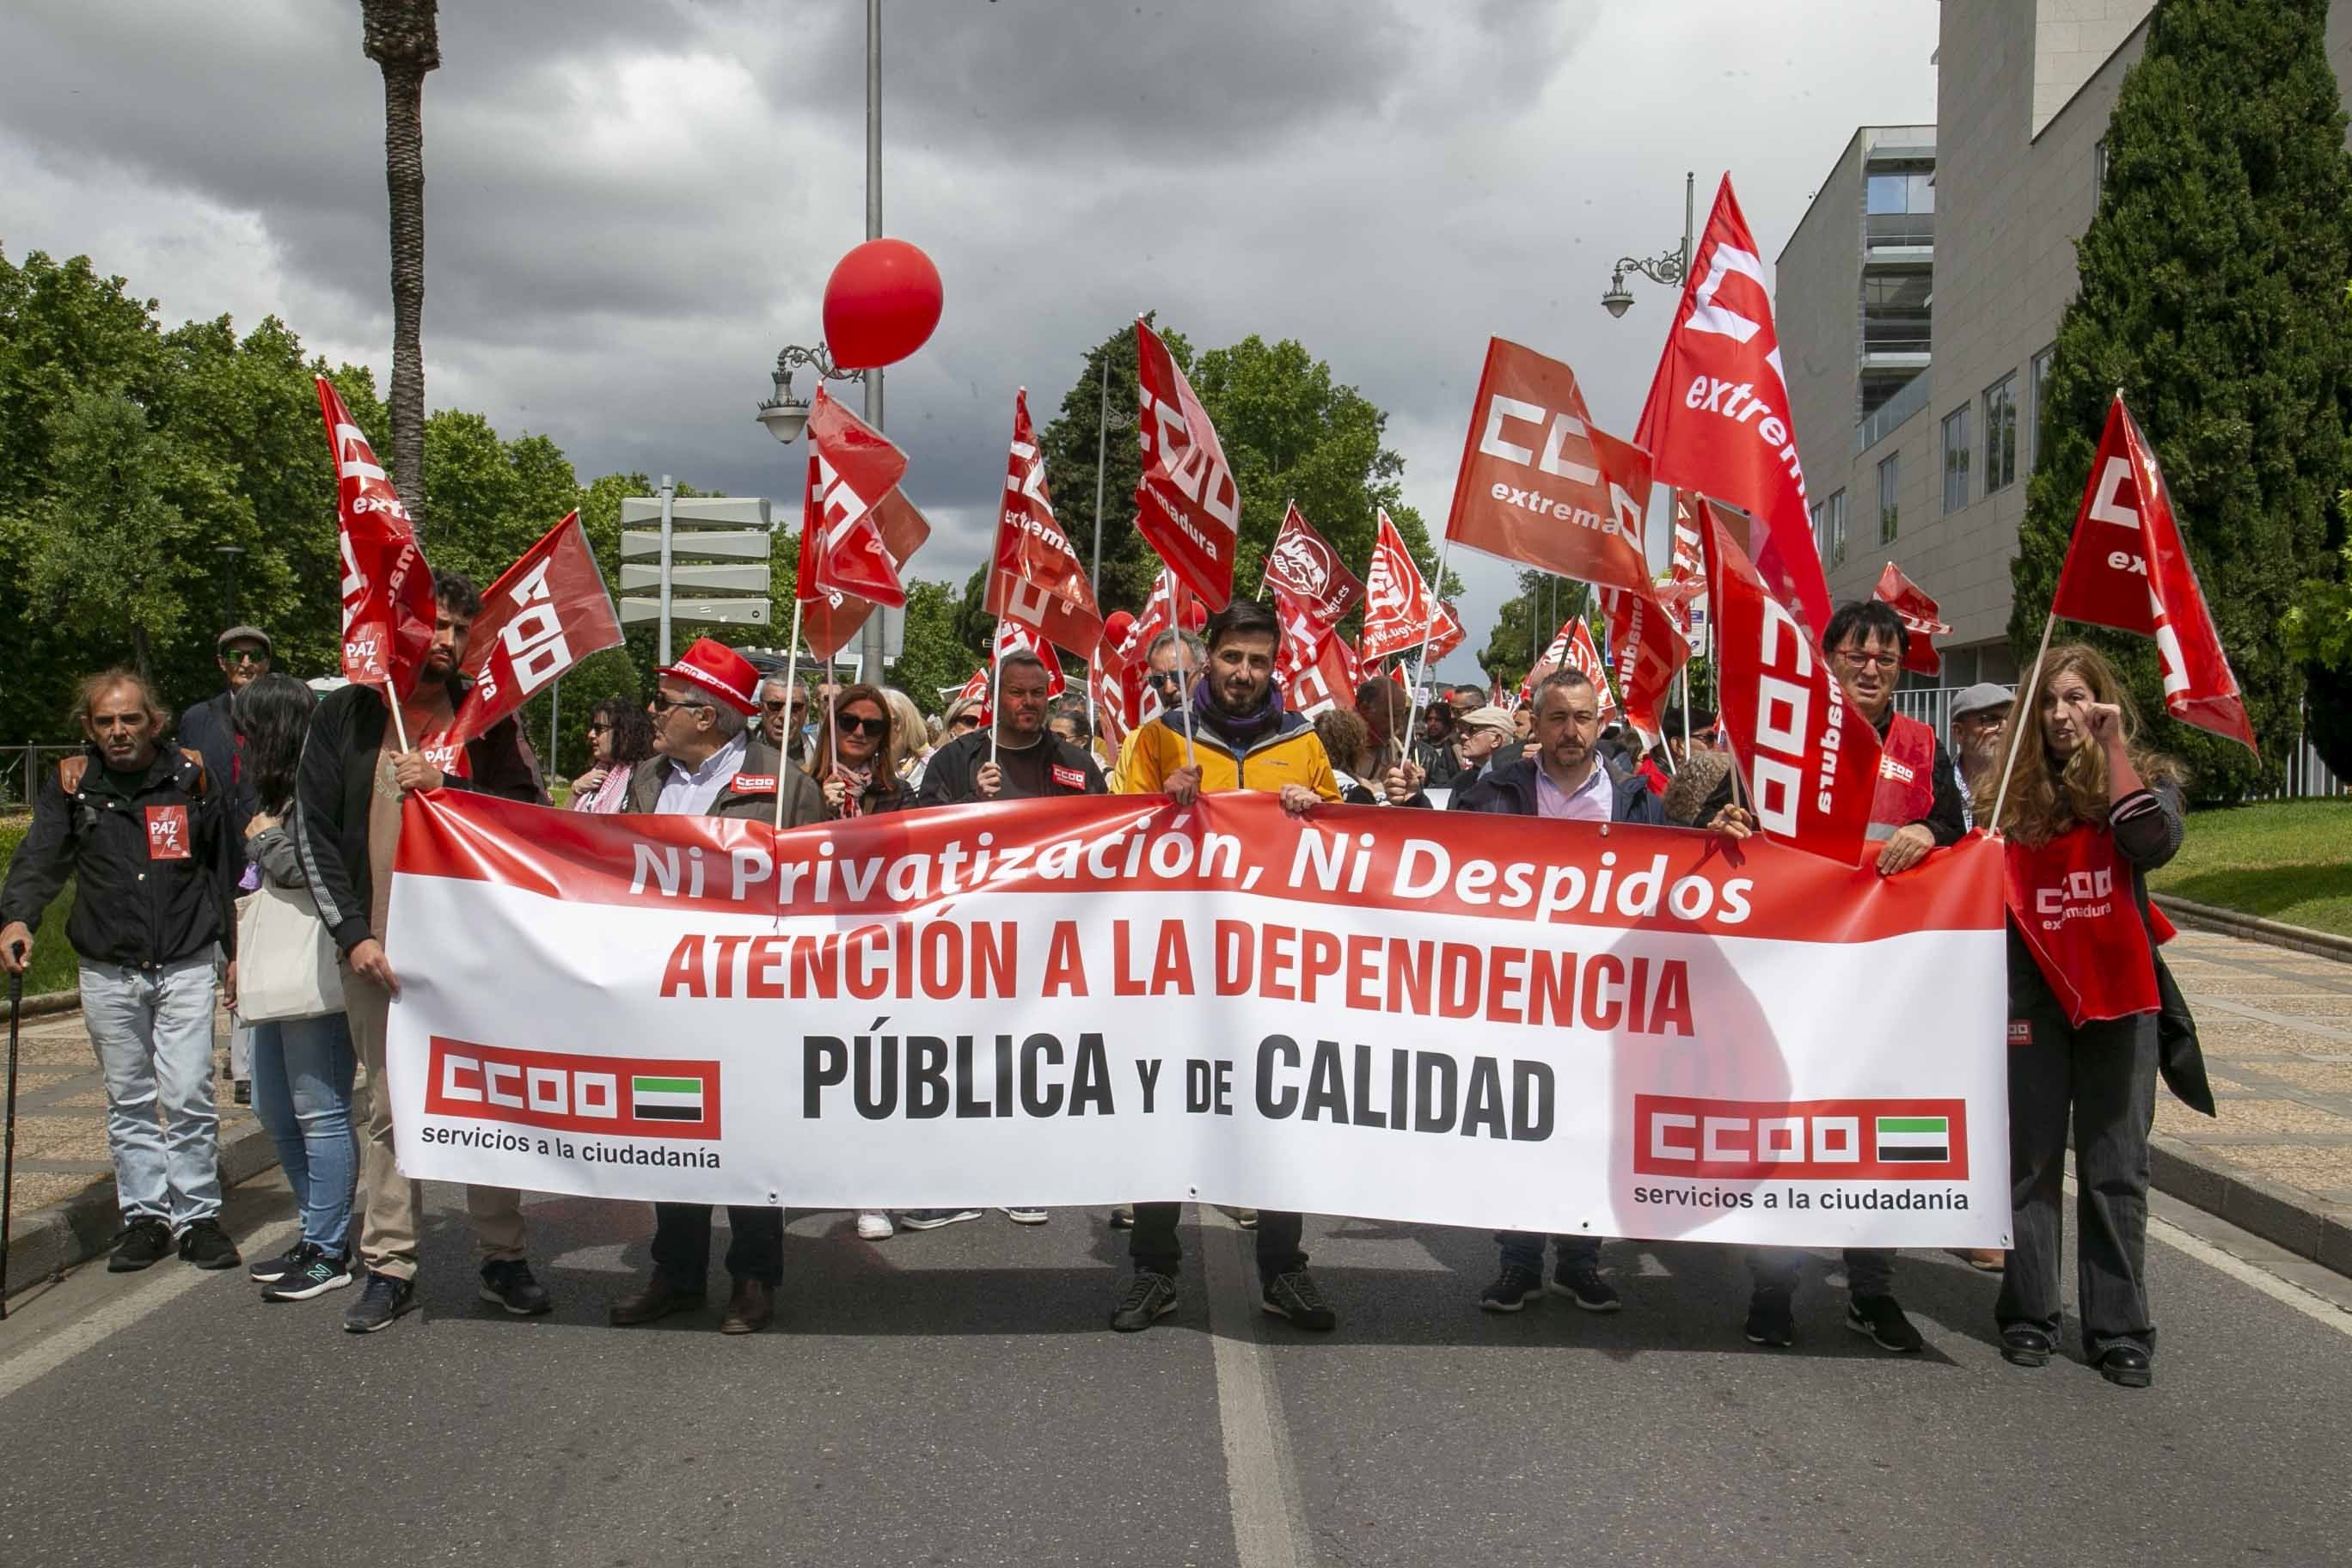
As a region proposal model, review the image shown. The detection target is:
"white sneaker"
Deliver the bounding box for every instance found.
[999,1207,1049,1226]
[856,1210,894,1240]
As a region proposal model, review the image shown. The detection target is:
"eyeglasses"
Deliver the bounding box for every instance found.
[222,649,268,666]
[1833,648,1902,672]
[648,693,712,714]
[585,722,611,736]
[836,714,889,738]
[762,698,806,715]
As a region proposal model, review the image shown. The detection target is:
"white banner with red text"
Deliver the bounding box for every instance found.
[383,792,2009,1247]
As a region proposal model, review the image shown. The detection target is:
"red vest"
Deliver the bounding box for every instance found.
[2004,825,2160,1026]
[1865,711,1938,841]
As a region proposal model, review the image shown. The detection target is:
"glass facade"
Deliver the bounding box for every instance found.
[1942,406,1971,514]
[2028,346,2053,468]
[1878,452,1900,544]
[1983,372,2018,493]
[1862,270,1932,357]
[1825,488,1848,567]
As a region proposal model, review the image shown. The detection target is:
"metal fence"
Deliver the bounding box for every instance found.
[1890,689,2346,800]
[0,745,82,811]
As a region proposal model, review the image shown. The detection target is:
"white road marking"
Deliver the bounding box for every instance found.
[1201,1208,1319,1568]
[2145,1211,2352,1336]
[0,1216,301,1403]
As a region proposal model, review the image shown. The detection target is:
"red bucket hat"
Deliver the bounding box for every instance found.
[655,637,760,716]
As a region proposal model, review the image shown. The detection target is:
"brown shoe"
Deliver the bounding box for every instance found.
[720,1277,775,1335]
[608,1277,706,1326]
[1964,1249,2006,1273]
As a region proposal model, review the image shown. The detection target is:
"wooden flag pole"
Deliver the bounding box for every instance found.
[1399,536,1458,775]
[988,616,1004,769]
[773,596,806,836]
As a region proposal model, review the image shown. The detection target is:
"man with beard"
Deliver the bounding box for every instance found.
[917,650,1104,809]
[1742,598,1967,1355]
[1948,683,2012,830]
[177,625,274,1105]
[1109,597,1341,1334]
[294,572,556,1334]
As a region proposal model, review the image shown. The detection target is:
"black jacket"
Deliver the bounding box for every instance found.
[0,744,238,968]
[1450,756,1667,826]
[176,689,258,848]
[914,728,1106,807]
[293,679,542,956]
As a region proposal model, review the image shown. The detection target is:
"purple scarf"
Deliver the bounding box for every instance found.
[1191,674,1287,748]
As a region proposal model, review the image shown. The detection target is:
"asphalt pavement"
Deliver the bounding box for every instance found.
[2,1178,2348,1567]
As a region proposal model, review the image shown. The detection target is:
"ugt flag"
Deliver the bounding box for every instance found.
[317,377,436,701]
[803,387,910,609]
[1135,319,1240,609]
[1703,499,1883,867]
[2049,395,2256,752]
[1262,501,1366,631]
[1636,175,1830,634]
[443,511,622,750]
[1444,337,1653,591]
[1358,510,1439,662]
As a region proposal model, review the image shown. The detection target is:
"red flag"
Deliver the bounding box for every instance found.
[439,511,622,750]
[1599,579,1691,739]
[803,387,910,609]
[1261,501,1366,628]
[992,617,1067,701]
[952,666,990,707]
[1089,658,1131,753]
[1135,320,1240,609]
[1561,619,1621,723]
[798,487,934,664]
[1358,510,1437,661]
[2049,395,2256,752]
[318,377,435,701]
[1636,176,1830,634]
[1871,561,1950,677]
[1701,500,1883,865]
[1445,338,1653,590]
[991,389,1104,657]
[1425,598,1467,664]
[1289,628,1360,718]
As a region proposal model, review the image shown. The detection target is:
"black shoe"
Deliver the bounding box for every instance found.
[2000,1324,2055,1368]
[342,1271,417,1333]
[1846,1293,1925,1353]
[479,1259,553,1316]
[177,1217,242,1270]
[1479,1264,1545,1313]
[897,1208,983,1231]
[233,1080,252,1106]
[1743,1286,1796,1347]
[1261,1269,1336,1331]
[1110,1271,1178,1332]
[1550,1258,1622,1313]
[261,1244,354,1302]
[2096,1344,2153,1388]
[248,1240,309,1284]
[108,1217,174,1272]
[1107,1205,1135,1230]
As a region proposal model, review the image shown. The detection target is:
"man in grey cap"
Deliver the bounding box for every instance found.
[1947,682,2012,830]
[177,626,272,1103]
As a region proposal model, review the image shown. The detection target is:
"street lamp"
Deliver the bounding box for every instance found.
[1599,170,1697,317]
[755,345,862,447]
[213,544,247,626]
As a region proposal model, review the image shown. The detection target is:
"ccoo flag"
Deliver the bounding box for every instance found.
[317,377,436,703]
[1872,562,1951,678]
[990,388,1104,657]
[1135,319,1240,609]
[2049,395,2256,753]
[803,387,911,609]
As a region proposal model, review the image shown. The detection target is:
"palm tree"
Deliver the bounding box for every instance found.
[359,0,439,524]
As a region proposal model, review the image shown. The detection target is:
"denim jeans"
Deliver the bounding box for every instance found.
[79,957,222,1229]
[248,1012,358,1254]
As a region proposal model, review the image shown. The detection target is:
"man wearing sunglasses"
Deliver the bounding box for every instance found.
[756,675,811,765]
[1109,628,1205,793]
[175,626,273,1104]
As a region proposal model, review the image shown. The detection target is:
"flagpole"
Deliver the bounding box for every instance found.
[386,689,412,755]
[1400,536,1458,777]
[987,616,1003,769]
[1988,609,2057,836]
[774,597,805,836]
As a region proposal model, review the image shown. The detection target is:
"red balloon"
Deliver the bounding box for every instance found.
[822,238,943,371]
[1181,599,1210,633]
[1102,609,1136,653]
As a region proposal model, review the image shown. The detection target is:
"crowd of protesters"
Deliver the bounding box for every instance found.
[1,583,2195,1388]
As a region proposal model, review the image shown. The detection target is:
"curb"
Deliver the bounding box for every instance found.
[2154,893,2352,966]
[19,989,78,1019]
[2149,1130,2352,1279]
[4,1119,280,1294]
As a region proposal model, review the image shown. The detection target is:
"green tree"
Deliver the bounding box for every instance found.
[894,578,984,710]
[2011,0,2352,800]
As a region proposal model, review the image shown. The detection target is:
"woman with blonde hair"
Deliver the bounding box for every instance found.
[1978,643,2190,1389]
[880,689,931,786]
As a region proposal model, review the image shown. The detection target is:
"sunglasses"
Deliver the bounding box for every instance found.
[222,649,268,666]
[649,693,712,714]
[836,714,889,738]
[762,699,806,715]
[950,716,982,732]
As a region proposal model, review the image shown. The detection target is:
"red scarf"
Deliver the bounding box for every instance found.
[2003,824,2159,1026]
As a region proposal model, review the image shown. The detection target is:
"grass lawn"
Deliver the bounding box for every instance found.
[0,814,83,998]
[2150,798,2352,938]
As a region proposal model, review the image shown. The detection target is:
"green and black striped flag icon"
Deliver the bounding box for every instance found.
[631,1075,705,1123]
[1874,1115,1950,1163]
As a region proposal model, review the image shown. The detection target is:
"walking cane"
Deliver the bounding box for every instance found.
[2,971,22,1320]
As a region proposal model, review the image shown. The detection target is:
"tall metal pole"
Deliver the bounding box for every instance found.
[657,473,676,667]
[1091,354,1110,599]
[857,0,889,689]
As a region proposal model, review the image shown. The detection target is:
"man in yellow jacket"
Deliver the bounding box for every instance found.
[1110,597,1343,1334]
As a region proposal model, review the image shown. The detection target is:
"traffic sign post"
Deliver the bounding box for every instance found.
[620,491,775,658]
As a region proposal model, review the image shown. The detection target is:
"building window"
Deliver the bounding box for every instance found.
[2094,140,2109,200]
[1878,452,1901,544]
[1942,406,1971,514]
[1861,270,1932,357]
[1983,373,2018,493]
[2028,346,2053,469]
[1811,499,1828,559]
[1865,167,1936,249]
[1826,488,1848,568]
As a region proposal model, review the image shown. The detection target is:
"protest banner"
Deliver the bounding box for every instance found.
[385,790,2008,1249]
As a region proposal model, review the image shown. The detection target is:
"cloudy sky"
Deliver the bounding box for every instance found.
[2,0,1939,678]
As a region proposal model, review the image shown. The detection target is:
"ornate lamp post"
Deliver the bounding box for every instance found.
[1600,171,1696,317]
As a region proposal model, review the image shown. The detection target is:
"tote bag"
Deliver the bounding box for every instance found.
[235,879,346,1021]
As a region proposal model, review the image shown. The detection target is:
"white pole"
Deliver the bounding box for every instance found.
[857,0,889,694]
[657,474,676,668]
[773,597,805,836]
[1988,611,2058,836]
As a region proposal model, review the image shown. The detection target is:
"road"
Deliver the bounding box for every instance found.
[2,1179,2347,1567]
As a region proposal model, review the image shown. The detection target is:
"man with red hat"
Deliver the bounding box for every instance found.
[608,638,828,1335]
